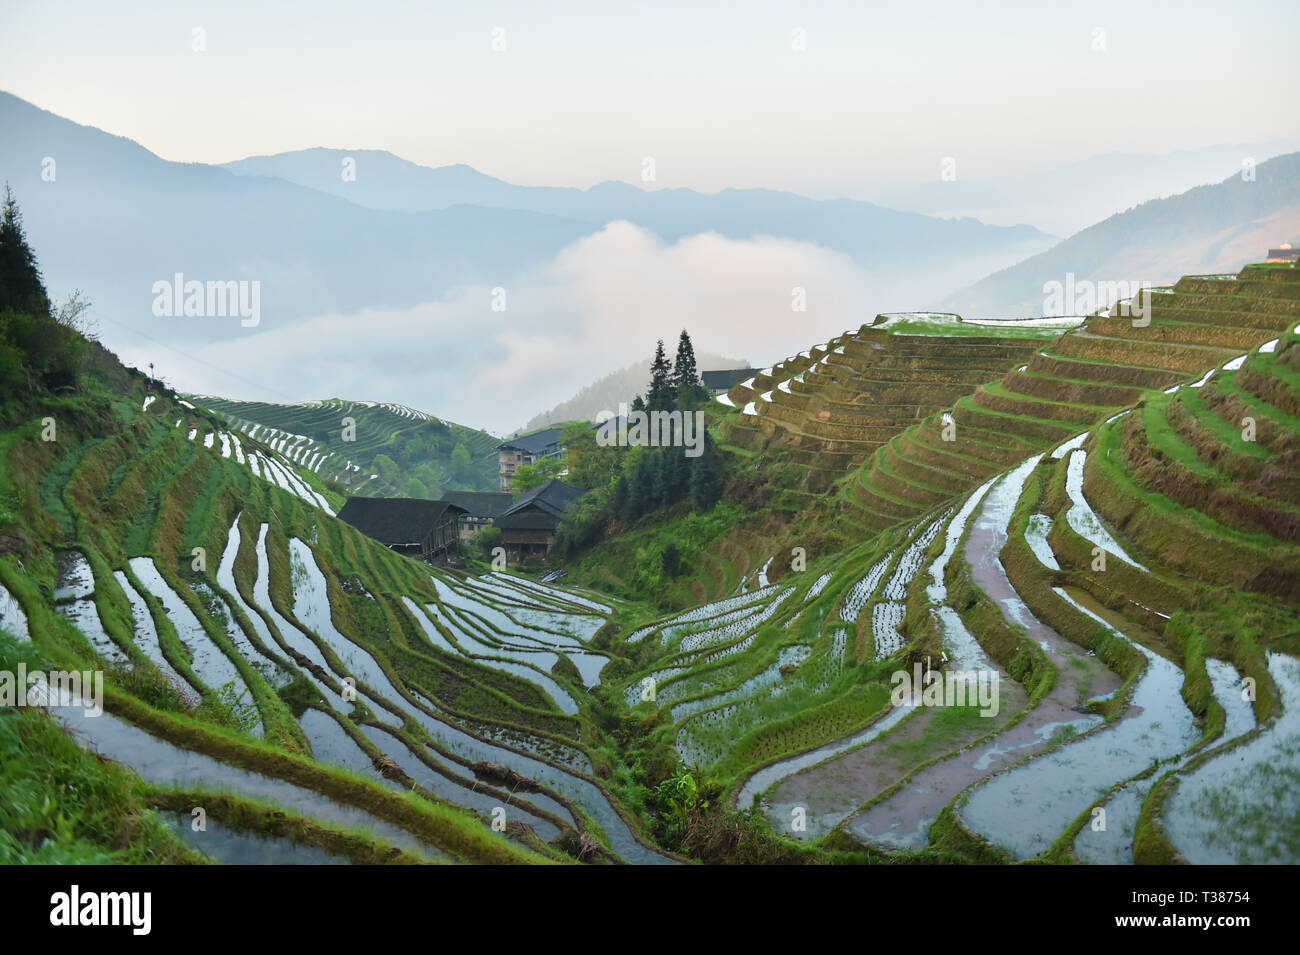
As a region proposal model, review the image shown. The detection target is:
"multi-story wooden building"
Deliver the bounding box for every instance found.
[496,426,567,490]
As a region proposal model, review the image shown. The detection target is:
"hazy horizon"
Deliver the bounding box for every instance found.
[3,0,1297,199]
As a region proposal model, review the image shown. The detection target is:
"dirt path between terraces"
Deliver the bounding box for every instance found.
[846,465,1119,849]
[756,461,1120,847]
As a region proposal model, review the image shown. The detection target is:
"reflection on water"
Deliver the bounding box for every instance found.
[161,812,352,865]
[1164,652,1299,864]
[961,589,1198,860]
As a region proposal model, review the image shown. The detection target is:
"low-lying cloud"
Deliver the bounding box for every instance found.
[116,221,879,434]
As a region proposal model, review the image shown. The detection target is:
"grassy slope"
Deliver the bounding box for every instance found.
[5,264,1299,867]
[0,346,566,864]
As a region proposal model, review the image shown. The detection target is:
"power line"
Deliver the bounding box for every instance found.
[91,307,303,404]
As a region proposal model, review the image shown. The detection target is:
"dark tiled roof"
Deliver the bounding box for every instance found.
[497,511,565,530]
[442,490,514,519]
[498,426,566,455]
[504,478,583,518]
[496,479,583,530]
[701,368,755,390]
[337,497,466,546]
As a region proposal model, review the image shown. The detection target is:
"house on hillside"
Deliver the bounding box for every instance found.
[495,478,583,558]
[441,490,513,541]
[337,497,466,562]
[1267,244,1299,264]
[497,426,567,490]
[701,368,755,395]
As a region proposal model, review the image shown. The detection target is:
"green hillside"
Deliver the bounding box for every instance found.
[937,150,1300,317]
[1,352,677,862]
[650,264,1300,608]
[187,395,501,498]
[3,187,1298,865]
[590,265,1300,862]
[0,205,675,863]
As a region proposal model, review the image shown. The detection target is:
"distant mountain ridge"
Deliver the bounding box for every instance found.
[0,88,1069,432]
[0,91,594,345]
[936,151,1300,318]
[222,146,1052,268]
[869,142,1300,236]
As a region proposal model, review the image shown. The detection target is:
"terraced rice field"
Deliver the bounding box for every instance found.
[190,395,500,496]
[607,265,1299,862]
[2,377,679,864]
[6,264,1297,866]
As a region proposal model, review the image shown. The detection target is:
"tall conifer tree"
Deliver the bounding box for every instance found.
[672,329,699,390]
[0,184,50,316]
[647,339,673,410]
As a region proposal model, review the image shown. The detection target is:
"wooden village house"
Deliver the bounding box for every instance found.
[495,478,584,558]
[441,490,513,541]
[337,497,466,562]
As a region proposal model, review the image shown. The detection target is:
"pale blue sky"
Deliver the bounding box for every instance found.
[2,0,1297,196]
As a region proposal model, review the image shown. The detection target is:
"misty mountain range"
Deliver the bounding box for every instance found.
[224,146,1050,263]
[0,89,1047,346]
[868,142,1300,236]
[937,151,1300,317]
[1,88,1295,432]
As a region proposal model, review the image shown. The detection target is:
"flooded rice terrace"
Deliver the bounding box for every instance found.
[17,477,1295,867]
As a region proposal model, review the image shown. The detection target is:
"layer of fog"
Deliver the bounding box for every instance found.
[119,222,883,435]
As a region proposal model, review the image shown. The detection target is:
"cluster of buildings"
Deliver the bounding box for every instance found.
[336,369,753,565]
[336,427,588,564]
[338,477,582,564]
